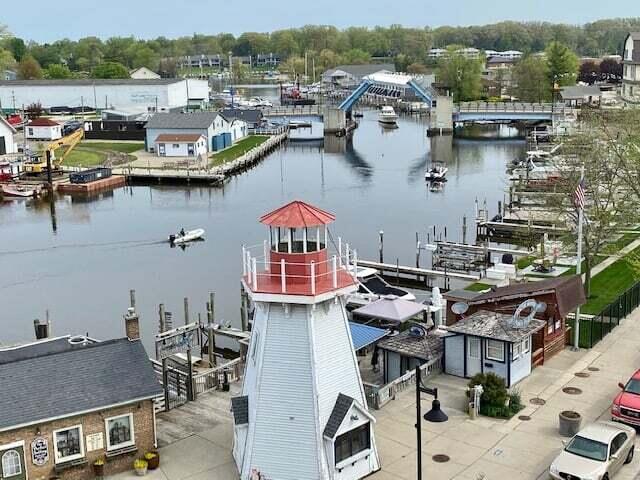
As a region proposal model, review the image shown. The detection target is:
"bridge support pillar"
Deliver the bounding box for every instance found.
[427,95,454,136]
[323,107,346,135]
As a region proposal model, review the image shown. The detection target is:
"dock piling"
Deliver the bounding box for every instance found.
[379,230,384,262]
[184,297,190,325]
[462,216,467,244]
[158,303,165,334]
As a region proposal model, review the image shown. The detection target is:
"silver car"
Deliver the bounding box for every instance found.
[549,421,635,480]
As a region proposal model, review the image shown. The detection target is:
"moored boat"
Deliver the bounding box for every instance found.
[1,183,40,198]
[424,163,448,181]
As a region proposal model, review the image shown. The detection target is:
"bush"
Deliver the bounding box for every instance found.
[468,372,508,408]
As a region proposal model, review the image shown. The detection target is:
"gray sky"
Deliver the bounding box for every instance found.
[4,0,640,42]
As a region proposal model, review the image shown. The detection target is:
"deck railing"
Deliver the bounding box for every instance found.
[363,354,443,410]
[456,102,565,113]
[193,357,244,394]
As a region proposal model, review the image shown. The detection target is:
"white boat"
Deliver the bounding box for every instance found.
[378,106,398,124]
[429,181,445,193]
[424,164,448,181]
[169,228,205,245]
[1,183,40,198]
[346,265,416,308]
[250,97,273,108]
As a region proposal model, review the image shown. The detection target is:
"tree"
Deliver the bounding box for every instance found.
[406,62,428,74]
[91,61,130,79]
[578,61,600,85]
[0,48,16,73]
[45,63,73,79]
[6,37,26,61]
[340,49,371,65]
[17,55,43,79]
[25,102,43,120]
[546,41,579,98]
[436,50,484,102]
[599,58,622,83]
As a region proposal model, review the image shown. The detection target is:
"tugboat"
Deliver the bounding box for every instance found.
[424,162,448,181]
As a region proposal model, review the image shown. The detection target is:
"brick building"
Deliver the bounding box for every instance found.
[444,276,585,366]
[0,325,162,480]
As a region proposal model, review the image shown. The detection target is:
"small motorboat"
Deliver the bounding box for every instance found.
[1,183,40,198]
[424,163,448,181]
[378,106,398,125]
[429,181,444,193]
[169,228,205,245]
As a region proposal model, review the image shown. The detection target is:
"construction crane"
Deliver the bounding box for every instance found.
[24,128,85,175]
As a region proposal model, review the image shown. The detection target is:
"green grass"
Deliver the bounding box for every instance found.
[582,247,640,315]
[60,141,144,167]
[603,232,640,255]
[210,136,269,167]
[567,317,618,349]
[81,142,144,154]
[465,282,493,292]
[516,256,534,269]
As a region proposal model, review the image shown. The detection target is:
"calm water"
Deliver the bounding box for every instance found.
[0,109,524,352]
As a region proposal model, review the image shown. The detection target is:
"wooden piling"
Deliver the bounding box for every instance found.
[184,297,190,325]
[209,292,216,367]
[379,230,384,262]
[158,304,165,334]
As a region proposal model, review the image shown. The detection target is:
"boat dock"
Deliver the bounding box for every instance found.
[57,175,126,194]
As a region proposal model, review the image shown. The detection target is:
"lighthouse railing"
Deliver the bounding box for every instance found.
[242,244,358,295]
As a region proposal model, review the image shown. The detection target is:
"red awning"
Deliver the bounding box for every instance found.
[259,200,335,228]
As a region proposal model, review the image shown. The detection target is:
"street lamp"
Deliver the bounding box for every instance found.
[415,365,448,480]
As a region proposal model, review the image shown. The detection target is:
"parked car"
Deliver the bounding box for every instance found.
[549,421,635,480]
[612,369,640,426]
[63,120,82,136]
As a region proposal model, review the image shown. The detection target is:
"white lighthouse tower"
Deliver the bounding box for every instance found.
[232,200,380,480]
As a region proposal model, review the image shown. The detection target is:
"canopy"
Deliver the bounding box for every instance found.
[349,322,388,351]
[259,200,335,228]
[353,296,426,324]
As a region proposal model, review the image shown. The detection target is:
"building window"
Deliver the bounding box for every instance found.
[486,340,505,362]
[512,341,522,360]
[173,144,180,148]
[106,413,135,451]
[523,337,530,354]
[28,128,34,136]
[547,317,554,334]
[468,337,480,359]
[53,425,84,463]
[334,423,371,465]
[1,450,22,477]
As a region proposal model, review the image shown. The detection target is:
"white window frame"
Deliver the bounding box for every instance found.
[486,339,505,362]
[468,337,480,359]
[512,341,522,360]
[1,449,22,478]
[105,413,136,451]
[53,424,85,464]
[523,337,530,354]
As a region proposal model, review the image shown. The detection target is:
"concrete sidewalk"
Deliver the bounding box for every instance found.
[110,309,640,480]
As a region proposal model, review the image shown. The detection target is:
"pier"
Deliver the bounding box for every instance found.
[358,259,481,282]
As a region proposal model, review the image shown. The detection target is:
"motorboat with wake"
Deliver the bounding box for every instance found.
[424,163,448,181]
[168,228,205,245]
[378,106,398,125]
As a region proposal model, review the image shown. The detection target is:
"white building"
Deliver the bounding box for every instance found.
[228,119,248,142]
[145,111,242,153]
[130,67,161,80]
[0,79,210,113]
[154,133,207,157]
[0,116,17,155]
[623,32,640,102]
[26,117,62,140]
[233,201,380,480]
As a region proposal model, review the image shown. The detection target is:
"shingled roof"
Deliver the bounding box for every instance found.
[445,310,546,342]
[0,338,162,431]
[145,111,222,130]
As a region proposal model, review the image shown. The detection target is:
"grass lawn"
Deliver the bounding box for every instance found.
[465,282,493,292]
[210,136,269,167]
[60,141,144,167]
[582,246,640,315]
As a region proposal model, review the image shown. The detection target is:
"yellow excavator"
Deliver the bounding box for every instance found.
[24,128,85,175]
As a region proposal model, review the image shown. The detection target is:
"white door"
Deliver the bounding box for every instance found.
[467,337,482,377]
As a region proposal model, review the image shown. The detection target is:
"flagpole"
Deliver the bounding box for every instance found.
[573,165,585,351]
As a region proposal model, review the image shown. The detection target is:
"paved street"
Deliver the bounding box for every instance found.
[110,309,640,480]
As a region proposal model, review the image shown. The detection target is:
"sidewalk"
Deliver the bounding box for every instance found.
[109,309,640,480]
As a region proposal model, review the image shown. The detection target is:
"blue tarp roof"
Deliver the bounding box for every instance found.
[349,322,388,351]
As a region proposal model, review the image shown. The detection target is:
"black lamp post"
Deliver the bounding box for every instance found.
[415,365,448,480]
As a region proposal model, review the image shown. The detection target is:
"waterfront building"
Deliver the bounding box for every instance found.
[0,116,17,155]
[321,64,396,88]
[154,133,208,157]
[443,276,585,366]
[232,200,380,480]
[623,32,640,102]
[130,67,161,80]
[0,313,162,480]
[221,108,264,130]
[443,310,546,387]
[0,79,209,113]
[560,85,603,107]
[25,118,62,141]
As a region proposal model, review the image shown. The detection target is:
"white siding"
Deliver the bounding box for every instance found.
[230,120,248,142]
[0,122,16,154]
[155,138,207,157]
[510,338,532,386]
[146,128,210,152]
[26,125,62,140]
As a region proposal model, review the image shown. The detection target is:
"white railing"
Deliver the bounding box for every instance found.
[193,357,244,395]
[457,102,565,113]
[364,354,443,410]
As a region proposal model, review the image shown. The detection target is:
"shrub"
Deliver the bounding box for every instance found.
[144,452,157,461]
[133,459,148,470]
[468,372,508,409]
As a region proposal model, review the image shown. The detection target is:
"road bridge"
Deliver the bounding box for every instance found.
[454,102,572,123]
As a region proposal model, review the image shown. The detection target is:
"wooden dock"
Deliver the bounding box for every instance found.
[358,259,480,281]
[57,175,126,194]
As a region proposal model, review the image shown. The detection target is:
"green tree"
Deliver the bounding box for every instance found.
[340,49,371,65]
[436,51,484,102]
[6,37,26,61]
[271,30,298,57]
[512,56,551,102]
[406,62,428,74]
[91,61,130,79]
[0,49,16,73]
[546,41,579,98]
[17,55,43,79]
[45,63,73,79]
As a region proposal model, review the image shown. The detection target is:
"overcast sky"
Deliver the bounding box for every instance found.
[4,0,640,42]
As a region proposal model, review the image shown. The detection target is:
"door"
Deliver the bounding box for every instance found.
[609,432,628,474]
[0,137,6,155]
[467,337,482,377]
[158,143,166,156]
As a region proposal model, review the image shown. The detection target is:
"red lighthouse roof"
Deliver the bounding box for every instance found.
[259,200,335,228]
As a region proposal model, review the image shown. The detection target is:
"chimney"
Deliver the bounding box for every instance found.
[124,290,140,340]
[33,318,51,340]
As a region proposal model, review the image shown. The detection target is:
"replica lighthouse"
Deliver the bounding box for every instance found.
[232,201,380,480]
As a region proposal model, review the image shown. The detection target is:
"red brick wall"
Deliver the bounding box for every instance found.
[0,401,156,480]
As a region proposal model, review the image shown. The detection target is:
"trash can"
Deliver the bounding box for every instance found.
[559,410,582,437]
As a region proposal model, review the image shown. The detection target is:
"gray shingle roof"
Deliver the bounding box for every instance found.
[231,396,248,425]
[377,330,444,361]
[0,338,162,431]
[221,109,263,124]
[445,310,546,342]
[145,112,221,130]
[0,336,82,365]
[324,393,354,439]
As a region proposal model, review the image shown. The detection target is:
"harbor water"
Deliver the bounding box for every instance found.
[0,108,524,352]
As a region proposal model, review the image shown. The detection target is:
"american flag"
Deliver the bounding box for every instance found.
[573,178,586,209]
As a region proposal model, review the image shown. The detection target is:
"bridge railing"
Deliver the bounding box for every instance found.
[456,102,566,113]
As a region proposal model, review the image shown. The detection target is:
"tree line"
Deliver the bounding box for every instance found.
[0,18,638,80]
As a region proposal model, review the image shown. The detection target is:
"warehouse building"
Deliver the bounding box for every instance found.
[0,79,209,113]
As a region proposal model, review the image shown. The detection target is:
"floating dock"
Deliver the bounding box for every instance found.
[57,175,126,194]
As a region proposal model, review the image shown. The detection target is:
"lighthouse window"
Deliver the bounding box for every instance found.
[334,423,370,465]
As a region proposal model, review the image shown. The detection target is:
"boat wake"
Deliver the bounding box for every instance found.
[0,239,165,256]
